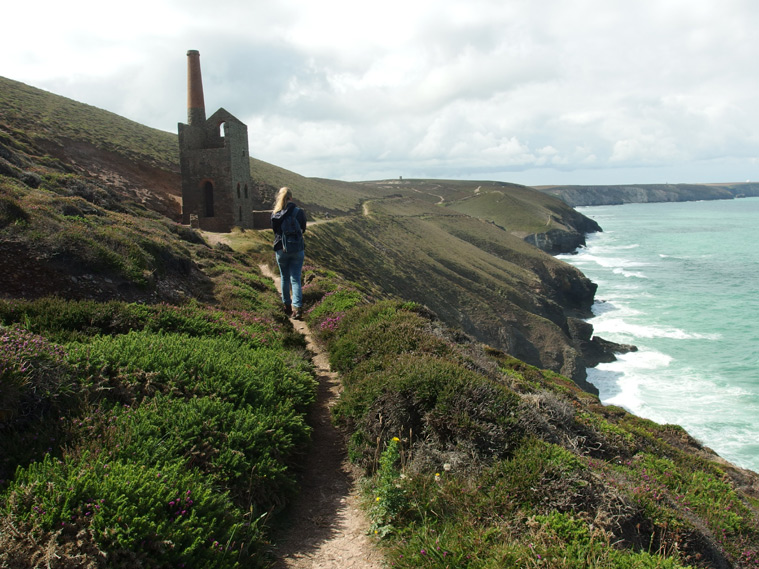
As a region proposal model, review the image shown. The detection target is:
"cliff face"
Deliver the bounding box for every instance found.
[537,182,759,207]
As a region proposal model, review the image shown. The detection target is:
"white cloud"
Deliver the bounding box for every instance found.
[3,0,759,185]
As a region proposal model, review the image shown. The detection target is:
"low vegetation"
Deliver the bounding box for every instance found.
[0,294,314,567]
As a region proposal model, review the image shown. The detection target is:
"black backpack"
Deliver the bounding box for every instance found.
[281,207,303,252]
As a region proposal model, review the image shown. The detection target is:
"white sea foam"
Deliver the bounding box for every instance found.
[595,318,721,340]
[580,254,648,270]
[587,349,673,411]
[590,298,720,340]
[612,267,648,279]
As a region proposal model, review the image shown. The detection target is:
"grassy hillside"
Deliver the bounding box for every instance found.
[305,198,601,384]
[4,75,759,568]
[356,178,600,240]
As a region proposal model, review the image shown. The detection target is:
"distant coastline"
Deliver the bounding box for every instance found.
[534,182,759,207]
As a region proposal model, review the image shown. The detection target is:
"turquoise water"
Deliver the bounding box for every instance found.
[559,197,759,473]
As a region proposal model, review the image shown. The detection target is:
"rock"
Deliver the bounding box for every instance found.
[582,336,638,368]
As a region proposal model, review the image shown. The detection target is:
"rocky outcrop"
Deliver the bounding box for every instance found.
[525,228,589,255]
[524,207,602,254]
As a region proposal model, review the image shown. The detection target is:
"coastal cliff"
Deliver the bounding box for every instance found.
[0,75,620,390]
[536,182,759,207]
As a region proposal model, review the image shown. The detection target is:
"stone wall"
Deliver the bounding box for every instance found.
[178,108,265,232]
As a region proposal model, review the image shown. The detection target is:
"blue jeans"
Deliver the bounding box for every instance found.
[275,249,305,308]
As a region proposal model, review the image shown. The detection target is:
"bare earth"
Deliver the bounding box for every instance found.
[260,264,385,569]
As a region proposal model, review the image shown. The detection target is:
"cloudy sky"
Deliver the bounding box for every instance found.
[3,0,759,186]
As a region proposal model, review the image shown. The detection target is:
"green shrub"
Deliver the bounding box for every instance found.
[625,454,755,539]
[66,330,315,411]
[334,353,523,470]
[480,438,590,515]
[0,298,138,342]
[370,464,692,569]
[3,453,263,568]
[305,288,363,331]
[327,302,451,373]
[101,395,310,512]
[0,298,284,346]
[0,326,76,479]
[1,326,67,418]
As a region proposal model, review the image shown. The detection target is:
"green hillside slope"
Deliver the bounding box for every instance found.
[306,197,604,385]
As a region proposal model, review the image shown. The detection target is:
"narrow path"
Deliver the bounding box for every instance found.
[259,264,385,569]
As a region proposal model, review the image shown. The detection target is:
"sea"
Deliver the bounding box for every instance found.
[557,197,759,473]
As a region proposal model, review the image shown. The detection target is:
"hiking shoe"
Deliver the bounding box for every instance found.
[283,304,292,316]
[293,308,303,320]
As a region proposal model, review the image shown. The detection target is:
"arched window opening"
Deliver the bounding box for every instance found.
[244,184,249,199]
[218,121,226,138]
[204,181,214,217]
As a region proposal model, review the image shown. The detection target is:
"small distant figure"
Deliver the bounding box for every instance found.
[271,187,307,319]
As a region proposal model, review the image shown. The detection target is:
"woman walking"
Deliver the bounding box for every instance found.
[271,187,307,319]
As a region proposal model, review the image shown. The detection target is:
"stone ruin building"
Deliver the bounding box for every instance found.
[178,50,270,231]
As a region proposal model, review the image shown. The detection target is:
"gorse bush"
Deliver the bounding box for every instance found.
[3,453,262,568]
[325,301,452,373]
[324,301,524,471]
[336,353,524,470]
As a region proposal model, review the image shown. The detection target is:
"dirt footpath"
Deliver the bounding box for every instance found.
[260,264,385,569]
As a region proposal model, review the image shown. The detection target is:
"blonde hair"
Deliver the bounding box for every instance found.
[273,187,292,213]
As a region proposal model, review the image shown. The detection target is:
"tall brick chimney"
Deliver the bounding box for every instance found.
[186,50,206,125]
